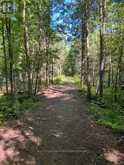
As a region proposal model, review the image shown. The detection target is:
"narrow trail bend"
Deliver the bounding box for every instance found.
[0,86,124,165]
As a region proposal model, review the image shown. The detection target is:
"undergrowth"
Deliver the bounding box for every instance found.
[89,88,124,133]
[0,94,41,125]
[53,75,80,87]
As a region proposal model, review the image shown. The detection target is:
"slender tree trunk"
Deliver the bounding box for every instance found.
[99,29,105,97]
[34,72,39,95]
[45,38,49,87]
[51,59,54,84]
[92,61,95,86]
[80,3,88,88]
[86,34,91,99]
[34,56,41,95]
[80,19,86,88]
[46,61,49,87]
[108,55,112,87]
[1,18,9,94]
[6,17,14,95]
[98,0,106,97]
[85,4,91,99]
[111,65,114,85]
[23,0,32,96]
[114,44,123,101]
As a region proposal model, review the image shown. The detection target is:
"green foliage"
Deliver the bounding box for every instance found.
[89,99,124,133]
[85,86,124,132]
[64,40,79,76]
[0,94,41,124]
[64,50,76,76]
[54,75,80,87]
[90,103,124,132]
[20,98,41,111]
[0,96,19,123]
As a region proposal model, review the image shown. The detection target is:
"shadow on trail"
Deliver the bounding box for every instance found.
[0,86,124,165]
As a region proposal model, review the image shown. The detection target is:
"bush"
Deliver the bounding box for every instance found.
[54,77,62,85]
[0,97,20,121]
[89,101,124,133]
[21,98,41,111]
[0,94,41,124]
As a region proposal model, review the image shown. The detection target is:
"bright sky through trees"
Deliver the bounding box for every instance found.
[51,0,124,41]
[51,0,80,41]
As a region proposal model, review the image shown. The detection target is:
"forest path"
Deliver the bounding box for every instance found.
[0,85,124,165]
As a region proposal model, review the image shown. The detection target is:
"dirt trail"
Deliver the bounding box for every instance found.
[0,86,124,165]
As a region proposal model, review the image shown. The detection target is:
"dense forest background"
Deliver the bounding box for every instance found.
[0,0,124,131]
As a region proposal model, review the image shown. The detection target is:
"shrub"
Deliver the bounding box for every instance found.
[89,102,124,133]
[0,95,41,124]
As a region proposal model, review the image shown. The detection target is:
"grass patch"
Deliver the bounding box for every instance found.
[78,86,124,132]
[90,102,124,132]
[0,94,41,125]
[53,75,80,87]
[89,88,124,133]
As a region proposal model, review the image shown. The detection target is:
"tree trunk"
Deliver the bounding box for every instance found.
[86,36,91,99]
[80,4,88,88]
[92,61,95,87]
[51,59,54,84]
[45,38,49,87]
[98,0,106,97]
[108,55,112,87]
[6,17,14,95]
[23,0,32,96]
[1,18,9,94]
[114,44,123,101]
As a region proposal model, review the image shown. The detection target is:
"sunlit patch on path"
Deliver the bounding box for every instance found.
[40,88,66,99]
[0,123,42,164]
[103,148,124,165]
